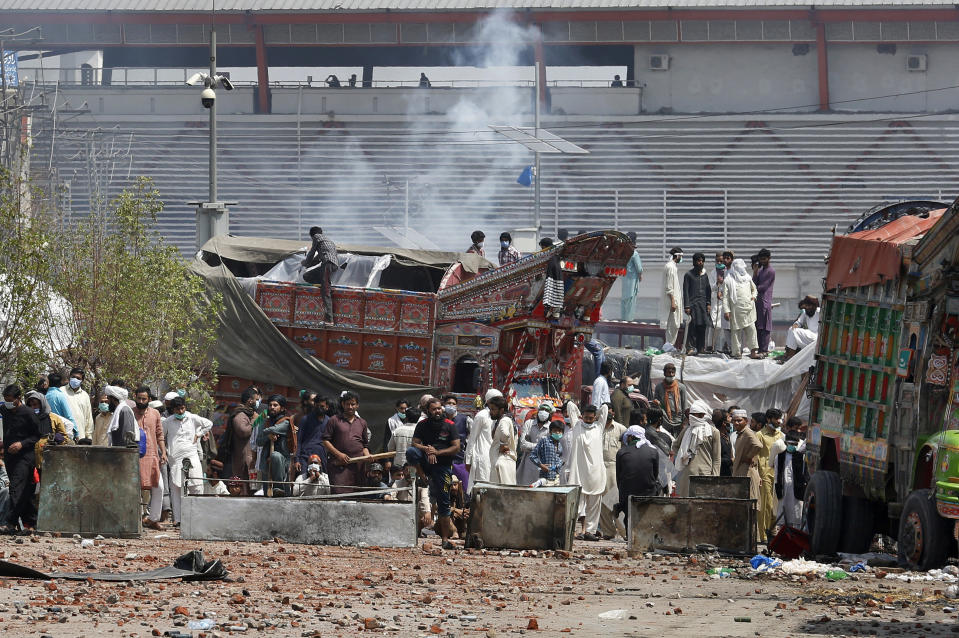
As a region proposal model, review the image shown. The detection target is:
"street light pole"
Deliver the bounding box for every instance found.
[208,25,216,205]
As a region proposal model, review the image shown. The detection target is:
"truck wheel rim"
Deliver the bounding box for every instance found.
[903,511,923,563]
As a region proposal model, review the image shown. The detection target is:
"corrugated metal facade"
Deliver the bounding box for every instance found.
[31,116,959,262]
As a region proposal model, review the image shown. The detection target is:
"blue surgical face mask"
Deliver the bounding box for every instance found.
[443,405,456,417]
[98,402,110,413]
[786,444,797,454]
[33,408,41,415]
[69,378,82,390]
[500,241,509,250]
[627,385,635,393]
[174,412,186,421]
[396,411,406,420]
[716,263,725,270]
[550,432,563,441]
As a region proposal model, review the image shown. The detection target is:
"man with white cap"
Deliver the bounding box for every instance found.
[613,425,660,524]
[162,396,212,525]
[464,388,502,493]
[162,391,179,418]
[731,408,762,540]
[671,398,721,496]
[104,385,138,447]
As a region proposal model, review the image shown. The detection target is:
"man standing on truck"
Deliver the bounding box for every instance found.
[756,408,785,541]
[660,247,684,347]
[784,295,820,361]
[621,231,643,321]
[753,248,775,355]
[682,252,712,356]
[302,226,338,324]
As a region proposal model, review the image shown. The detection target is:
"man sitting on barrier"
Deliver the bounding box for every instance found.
[407,397,461,549]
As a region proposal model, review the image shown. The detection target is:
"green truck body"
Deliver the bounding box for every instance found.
[805,200,959,569]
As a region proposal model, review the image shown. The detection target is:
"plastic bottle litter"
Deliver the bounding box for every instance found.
[848,561,868,573]
[188,619,216,630]
[80,539,94,549]
[826,570,848,581]
[707,567,733,575]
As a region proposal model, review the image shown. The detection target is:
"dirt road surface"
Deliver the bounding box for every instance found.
[1,531,957,637]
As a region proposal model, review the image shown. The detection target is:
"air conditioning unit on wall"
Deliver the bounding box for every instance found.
[648,54,670,71]
[906,54,927,72]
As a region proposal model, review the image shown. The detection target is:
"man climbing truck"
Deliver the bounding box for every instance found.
[804,199,959,570]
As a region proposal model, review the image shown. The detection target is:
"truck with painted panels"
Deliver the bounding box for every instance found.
[804,200,959,569]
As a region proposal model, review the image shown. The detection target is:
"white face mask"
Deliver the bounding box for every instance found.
[443,405,457,417]
[537,410,550,422]
[3,401,14,409]
[69,378,82,390]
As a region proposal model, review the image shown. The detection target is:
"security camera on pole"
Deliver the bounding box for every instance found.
[188,23,237,250]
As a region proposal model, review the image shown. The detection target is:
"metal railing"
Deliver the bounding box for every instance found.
[17,67,641,89]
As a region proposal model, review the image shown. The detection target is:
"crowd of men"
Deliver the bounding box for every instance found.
[0,367,807,547]
[659,247,820,361]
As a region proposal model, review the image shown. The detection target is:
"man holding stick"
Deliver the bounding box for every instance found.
[322,391,370,494]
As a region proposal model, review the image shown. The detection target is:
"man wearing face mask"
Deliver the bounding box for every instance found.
[388,399,409,437]
[671,399,721,496]
[466,230,485,257]
[731,408,762,539]
[530,420,566,487]
[104,385,138,448]
[682,252,712,356]
[1,384,41,533]
[756,407,785,541]
[566,402,609,541]
[44,373,77,434]
[92,393,113,446]
[784,295,820,361]
[441,394,472,488]
[660,246,684,347]
[133,386,166,530]
[497,232,521,267]
[293,392,330,481]
[162,396,212,525]
[772,429,807,528]
[487,395,517,485]
[517,402,556,486]
[611,376,635,430]
[65,368,94,444]
[653,363,688,436]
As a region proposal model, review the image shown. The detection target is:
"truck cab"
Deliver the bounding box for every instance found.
[805,200,959,569]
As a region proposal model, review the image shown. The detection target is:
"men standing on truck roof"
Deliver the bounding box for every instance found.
[723,258,759,359]
[466,230,485,257]
[682,252,712,356]
[753,248,776,356]
[621,231,643,321]
[660,247,684,348]
[302,226,338,324]
[784,295,821,361]
[756,408,785,543]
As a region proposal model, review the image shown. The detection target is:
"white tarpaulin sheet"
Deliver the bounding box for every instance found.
[647,345,815,419]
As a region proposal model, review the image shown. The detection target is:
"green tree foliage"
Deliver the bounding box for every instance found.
[56,177,220,404]
[0,169,64,382]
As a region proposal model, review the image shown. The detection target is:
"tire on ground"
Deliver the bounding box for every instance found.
[803,470,842,556]
[839,495,875,554]
[898,489,951,571]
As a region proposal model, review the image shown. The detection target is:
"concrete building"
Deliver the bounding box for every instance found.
[3,1,958,321]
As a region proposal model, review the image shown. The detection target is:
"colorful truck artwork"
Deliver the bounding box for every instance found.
[804,199,959,570]
[213,231,633,417]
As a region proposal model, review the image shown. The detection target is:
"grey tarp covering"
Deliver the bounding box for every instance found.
[188,258,438,449]
[0,550,227,582]
[200,235,494,274]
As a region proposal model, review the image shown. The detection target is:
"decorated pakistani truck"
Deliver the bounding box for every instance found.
[804,199,959,569]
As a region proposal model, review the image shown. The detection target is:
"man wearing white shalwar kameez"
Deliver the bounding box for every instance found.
[771,433,806,528]
[465,389,502,494]
[708,253,730,353]
[487,396,517,485]
[162,397,212,525]
[785,295,820,359]
[566,402,609,541]
[660,247,684,346]
[517,403,555,486]
[722,258,759,358]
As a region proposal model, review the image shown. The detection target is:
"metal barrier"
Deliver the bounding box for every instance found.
[465,482,581,551]
[688,476,752,500]
[627,495,757,556]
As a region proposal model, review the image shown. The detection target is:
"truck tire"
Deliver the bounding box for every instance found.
[898,489,951,571]
[839,496,876,554]
[803,470,842,556]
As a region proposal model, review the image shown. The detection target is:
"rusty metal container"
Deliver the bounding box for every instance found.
[37,446,142,538]
[688,476,751,500]
[466,482,581,551]
[628,496,756,556]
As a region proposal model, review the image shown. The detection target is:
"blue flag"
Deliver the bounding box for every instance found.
[516,165,533,187]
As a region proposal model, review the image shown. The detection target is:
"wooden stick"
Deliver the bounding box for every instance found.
[346,451,397,464]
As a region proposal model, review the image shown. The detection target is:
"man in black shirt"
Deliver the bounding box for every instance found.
[407,397,460,548]
[614,425,660,525]
[1,384,41,533]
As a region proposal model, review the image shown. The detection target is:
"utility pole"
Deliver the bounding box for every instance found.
[533,61,541,238]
